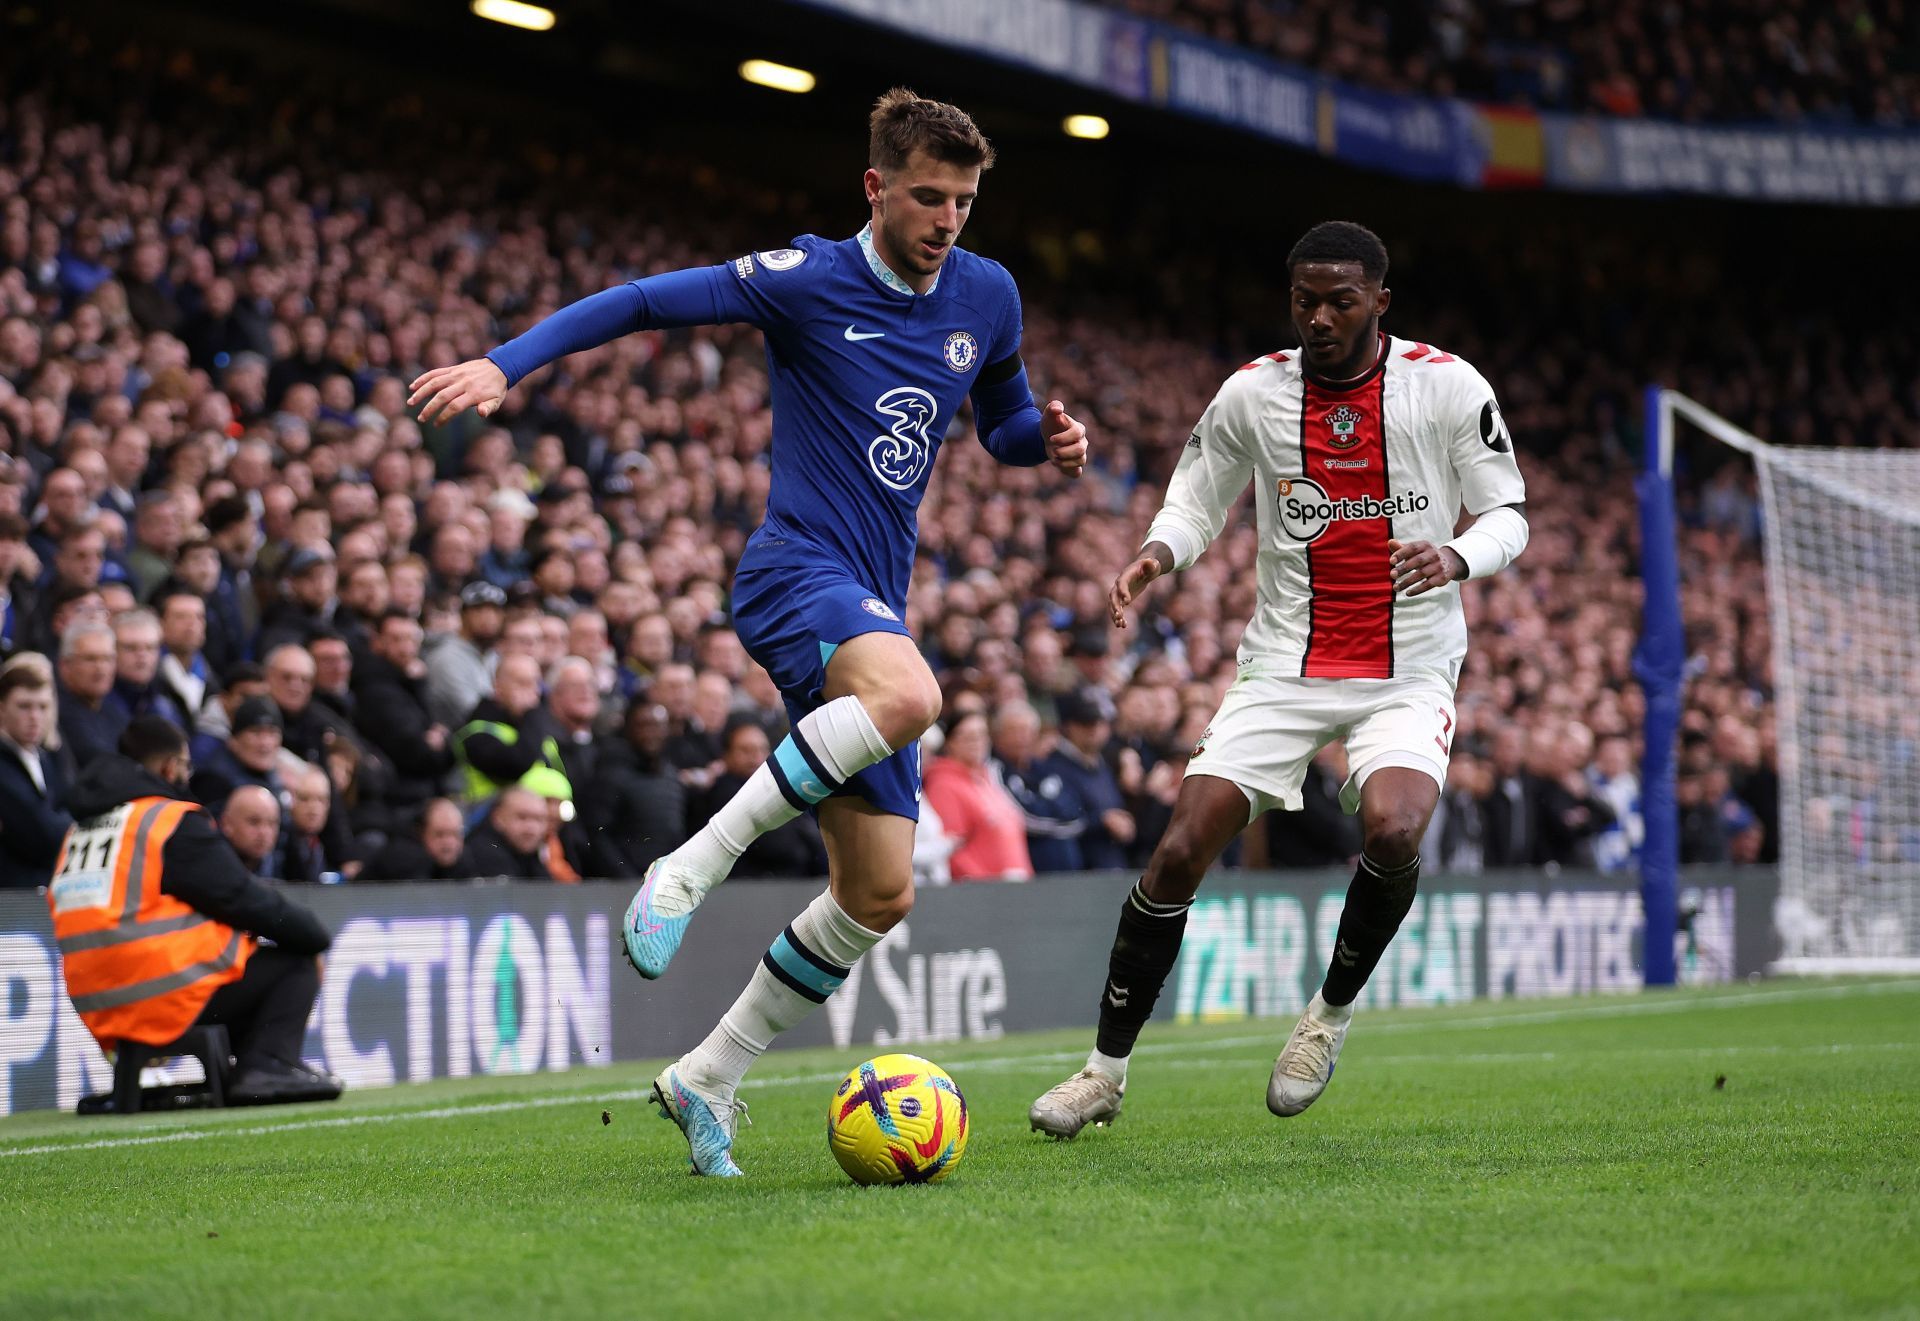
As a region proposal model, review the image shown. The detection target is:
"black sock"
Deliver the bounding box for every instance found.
[1094,881,1191,1059]
[1320,853,1420,1007]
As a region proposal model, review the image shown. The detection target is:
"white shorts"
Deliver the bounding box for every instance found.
[1185,670,1457,818]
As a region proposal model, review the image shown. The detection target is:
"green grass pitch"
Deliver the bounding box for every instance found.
[4,978,1917,1320]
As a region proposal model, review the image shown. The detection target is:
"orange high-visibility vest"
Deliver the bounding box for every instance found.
[48,795,253,1049]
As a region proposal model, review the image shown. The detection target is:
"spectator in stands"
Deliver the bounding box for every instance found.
[465,784,557,880]
[201,496,259,675]
[1266,744,1362,869]
[0,513,36,657]
[454,652,566,804]
[1480,726,1542,869]
[107,607,187,729]
[309,632,355,721]
[279,763,344,883]
[125,491,182,602]
[189,663,267,765]
[0,660,72,888]
[923,709,1033,882]
[257,546,337,658]
[154,589,214,729]
[358,798,476,882]
[989,700,1083,873]
[544,655,602,787]
[425,581,507,728]
[56,620,125,770]
[219,784,282,878]
[28,468,90,567]
[1038,690,1133,871]
[1588,734,1642,874]
[1422,751,1488,875]
[263,643,335,765]
[352,609,453,809]
[190,697,286,812]
[690,716,828,878]
[581,699,687,878]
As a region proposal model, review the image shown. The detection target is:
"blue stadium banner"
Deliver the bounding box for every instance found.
[793,0,1920,205]
[0,869,1777,1116]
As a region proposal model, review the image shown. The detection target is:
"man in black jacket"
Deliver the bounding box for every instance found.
[189,696,285,812]
[358,798,476,882]
[690,717,826,878]
[0,663,72,887]
[352,610,454,809]
[464,785,556,880]
[63,717,340,1103]
[581,700,687,878]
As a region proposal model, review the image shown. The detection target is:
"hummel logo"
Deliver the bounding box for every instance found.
[1334,939,1358,967]
[1105,981,1130,1009]
[844,326,886,341]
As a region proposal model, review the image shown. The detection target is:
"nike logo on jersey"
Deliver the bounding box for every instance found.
[844,326,886,341]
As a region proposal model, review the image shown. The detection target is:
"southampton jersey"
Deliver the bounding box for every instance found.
[1144,334,1526,680]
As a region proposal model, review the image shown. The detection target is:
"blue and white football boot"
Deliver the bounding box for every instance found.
[650,1066,748,1177]
[1267,992,1353,1116]
[621,859,696,980]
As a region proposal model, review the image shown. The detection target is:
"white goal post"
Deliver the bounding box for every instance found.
[1647,389,1920,973]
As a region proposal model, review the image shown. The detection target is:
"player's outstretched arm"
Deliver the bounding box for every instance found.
[1109,541,1176,629]
[410,262,766,425]
[1041,400,1088,479]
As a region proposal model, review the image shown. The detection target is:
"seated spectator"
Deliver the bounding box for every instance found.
[690,716,828,878]
[125,491,183,603]
[278,763,347,883]
[453,652,570,805]
[188,662,267,765]
[220,784,282,878]
[256,546,338,658]
[0,659,72,887]
[1422,750,1487,875]
[465,784,558,880]
[544,655,602,786]
[358,798,477,882]
[425,581,506,729]
[654,661,722,787]
[580,699,687,878]
[106,607,188,730]
[923,709,1033,882]
[1266,744,1362,869]
[55,620,126,771]
[154,589,215,730]
[308,631,355,723]
[351,609,454,809]
[190,696,286,811]
[989,700,1084,873]
[264,643,343,765]
[0,512,39,657]
[1036,690,1134,871]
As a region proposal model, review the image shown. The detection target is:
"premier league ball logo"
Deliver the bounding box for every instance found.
[942,331,978,373]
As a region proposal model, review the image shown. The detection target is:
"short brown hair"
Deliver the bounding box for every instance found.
[0,661,51,702]
[868,88,994,173]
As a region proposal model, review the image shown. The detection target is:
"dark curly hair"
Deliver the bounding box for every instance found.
[1286,221,1389,283]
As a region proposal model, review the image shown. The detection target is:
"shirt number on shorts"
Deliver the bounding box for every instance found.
[1435,708,1454,755]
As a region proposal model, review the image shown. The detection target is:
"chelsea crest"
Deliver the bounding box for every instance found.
[942,331,978,373]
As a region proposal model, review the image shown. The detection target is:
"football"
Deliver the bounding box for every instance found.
[825,1053,969,1185]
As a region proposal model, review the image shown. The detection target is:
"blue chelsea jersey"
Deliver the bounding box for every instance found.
[721,232,1022,606]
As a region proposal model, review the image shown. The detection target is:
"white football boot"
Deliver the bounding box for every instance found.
[1029,1068,1125,1139]
[1267,994,1352,1117]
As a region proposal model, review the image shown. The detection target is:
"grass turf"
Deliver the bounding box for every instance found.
[3,978,1917,1320]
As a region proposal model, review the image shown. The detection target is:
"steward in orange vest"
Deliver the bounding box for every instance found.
[50,716,340,1105]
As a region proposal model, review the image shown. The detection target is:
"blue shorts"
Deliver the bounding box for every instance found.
[731,559,923,821]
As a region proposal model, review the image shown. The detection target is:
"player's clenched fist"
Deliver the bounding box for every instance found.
[1388,538,1467,597]
[409,357,509,425]
[1043,399,1088,479]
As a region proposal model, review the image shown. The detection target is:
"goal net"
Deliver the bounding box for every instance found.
[1660,392,1920,971]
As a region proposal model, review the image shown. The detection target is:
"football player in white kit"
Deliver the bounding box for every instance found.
[1031,221,1530,1137]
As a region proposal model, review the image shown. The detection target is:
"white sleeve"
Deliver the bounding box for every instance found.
[1445,364,1527,515]
[1445,504,1530,579]
[1142,376,1256,571]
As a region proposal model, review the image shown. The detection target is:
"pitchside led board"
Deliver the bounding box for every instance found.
[0,870,1777,1116]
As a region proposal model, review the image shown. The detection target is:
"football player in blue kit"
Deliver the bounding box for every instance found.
[409,89,1088,1175]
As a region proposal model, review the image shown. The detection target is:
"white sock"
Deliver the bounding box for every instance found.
[659,696,892,914]
[1309,991,1353,1025]
[1087,1048,1130,1087]
[679,890,885,1097]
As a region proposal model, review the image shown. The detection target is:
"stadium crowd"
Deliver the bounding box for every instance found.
[1101,0,1920,125]
[3,19,1908,889]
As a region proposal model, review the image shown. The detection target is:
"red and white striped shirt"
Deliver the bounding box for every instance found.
[1146,334,1526,681]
